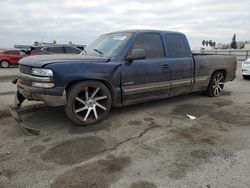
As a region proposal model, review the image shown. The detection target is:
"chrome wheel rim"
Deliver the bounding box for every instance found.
[73,86,108,122]
[212,73,224,96]
[1,61,9,68]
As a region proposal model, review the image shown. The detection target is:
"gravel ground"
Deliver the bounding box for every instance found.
[0,69,250,188]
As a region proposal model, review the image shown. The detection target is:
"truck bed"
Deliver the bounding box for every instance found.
[192,54,237,91]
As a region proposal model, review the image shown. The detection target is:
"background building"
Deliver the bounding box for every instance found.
[244,43,250,50]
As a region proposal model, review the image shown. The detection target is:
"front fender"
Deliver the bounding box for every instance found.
[45,62,121,85]
[45,62,122,106]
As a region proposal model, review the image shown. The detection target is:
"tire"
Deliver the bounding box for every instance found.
[243,75,250,80]
[65,80,112,126]
[0,60,10,68]
[204,72,225,97]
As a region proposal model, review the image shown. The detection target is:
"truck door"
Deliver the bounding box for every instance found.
[165,33,194,96]
[121,33,171,105]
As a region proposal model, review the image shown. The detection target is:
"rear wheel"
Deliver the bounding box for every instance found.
[204,72,225,97]
[65,81,112,126]
[0,60,10,68]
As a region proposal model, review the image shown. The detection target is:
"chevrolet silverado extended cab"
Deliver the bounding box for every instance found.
[15,30,237,126]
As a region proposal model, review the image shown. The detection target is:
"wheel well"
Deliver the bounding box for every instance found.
[212,69,227,79]
[65,79,116,104]
[0,59,9,63]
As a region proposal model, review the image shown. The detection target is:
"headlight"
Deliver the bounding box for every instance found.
[31,68,53,76]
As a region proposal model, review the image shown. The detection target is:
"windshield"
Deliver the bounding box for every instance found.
[83,32,133,57]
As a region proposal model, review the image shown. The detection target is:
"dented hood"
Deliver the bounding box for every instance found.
[19,54,110,68]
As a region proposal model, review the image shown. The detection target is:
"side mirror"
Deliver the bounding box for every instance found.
[127,49,146,62]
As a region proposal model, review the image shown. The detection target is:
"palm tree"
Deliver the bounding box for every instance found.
[202,40,206,46]
[209,40,213,47]
[212,42,216,47]
[205,41,209,47]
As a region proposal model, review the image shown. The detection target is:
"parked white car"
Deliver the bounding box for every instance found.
[242,58,250,79]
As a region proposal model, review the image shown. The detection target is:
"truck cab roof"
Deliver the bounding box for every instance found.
[106,29,185,35]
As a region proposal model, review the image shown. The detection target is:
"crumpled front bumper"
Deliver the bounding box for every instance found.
[16,79,67,107]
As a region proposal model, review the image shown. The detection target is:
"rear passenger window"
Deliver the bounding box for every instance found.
[166,34,189,58]
[64,47,81,54]
[130,33,165,59]
[47,47,64,54]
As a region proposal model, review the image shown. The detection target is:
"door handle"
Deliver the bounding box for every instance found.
[162,64,169,68]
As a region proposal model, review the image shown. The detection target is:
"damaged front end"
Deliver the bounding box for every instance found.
[10,66,67,135]
[15,80,67,107]
[16,65,66,106]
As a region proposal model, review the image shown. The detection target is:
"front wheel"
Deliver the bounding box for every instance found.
[0,60,10,68]
[65,81,112,126]
[204,72,225,97]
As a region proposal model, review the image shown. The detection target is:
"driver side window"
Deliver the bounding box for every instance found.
[130,33,165,59]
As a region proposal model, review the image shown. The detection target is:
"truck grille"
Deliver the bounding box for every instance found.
[19,65,32,75]
[19,65,32,86]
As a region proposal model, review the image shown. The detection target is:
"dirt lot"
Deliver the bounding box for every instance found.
[0,69,250,188]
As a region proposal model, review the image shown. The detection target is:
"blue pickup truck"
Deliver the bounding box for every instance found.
[16,30,237,125]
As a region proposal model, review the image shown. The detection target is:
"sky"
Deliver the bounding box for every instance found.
[0,0,249,50]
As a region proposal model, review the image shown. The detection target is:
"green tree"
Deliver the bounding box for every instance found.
[230,34,237,49]
[205,41,209,47]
